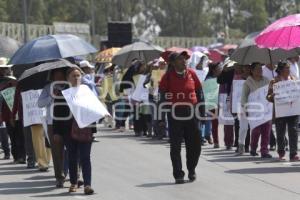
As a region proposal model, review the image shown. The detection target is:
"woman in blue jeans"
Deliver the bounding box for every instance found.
[53,66,94,195]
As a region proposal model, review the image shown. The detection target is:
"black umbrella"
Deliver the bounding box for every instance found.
[18,59,77,90]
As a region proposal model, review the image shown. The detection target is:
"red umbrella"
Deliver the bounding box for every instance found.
[208,49,225,63]
[161,47,192,62]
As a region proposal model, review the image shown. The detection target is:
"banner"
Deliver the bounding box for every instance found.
[203,78,219,111]
[62,85,110,128]
[232,80,245,113]
[218,93,234,125]
[247,86,273,129]
[1,87,16,111]
[131,75,149,102]
[274,80,300,118]
[21,89,45,127]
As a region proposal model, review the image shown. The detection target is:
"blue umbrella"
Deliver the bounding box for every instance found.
[9,34,97,65]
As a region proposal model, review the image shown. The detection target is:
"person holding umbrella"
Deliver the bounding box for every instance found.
[158,51,205,184]
[38,68,68,188]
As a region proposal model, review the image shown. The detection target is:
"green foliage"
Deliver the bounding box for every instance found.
[0,0,298,37]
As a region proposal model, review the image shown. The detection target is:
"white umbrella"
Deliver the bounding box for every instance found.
[112,41,164,67]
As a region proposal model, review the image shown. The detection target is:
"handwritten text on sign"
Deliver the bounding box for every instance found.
[21,89,45,127]
[62,85,110,128]
[274,80,300,118]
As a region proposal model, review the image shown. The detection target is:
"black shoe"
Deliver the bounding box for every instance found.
[3,155,10,160]
[245,146,250,153]
[27,162,36,169]
[39,167,49,172]
[56,180,64,188]
[261,153,272,159]
[175,177,185,184]
[188,172,197,182]
[250,150,259,157]
[17,158,26,164]
[226,146,232,150]
[77,180,84,188]
[269,145,276,151]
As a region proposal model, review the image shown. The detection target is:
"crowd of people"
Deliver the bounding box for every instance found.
[0,42,300,192]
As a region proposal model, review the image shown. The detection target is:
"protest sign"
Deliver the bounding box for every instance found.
[62,85,110,128]
[203,78,219,111]
[21,89,44,127]
[1,87,15,111]
[274,80,300,118]
[232,80,245,113]
[247,86,273,129]
[218,93,234,125]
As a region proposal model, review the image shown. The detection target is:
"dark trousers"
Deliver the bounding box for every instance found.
[6,121,26,161]
[275,116,298,158]
[66,138,92,186]
[0,126,10,156]
[23,126,35,164]
[48,125,65,182]
[167,108,201,179]
[234,118,239,147]
[224,125,234,147]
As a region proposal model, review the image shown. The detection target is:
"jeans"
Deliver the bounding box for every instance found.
[66,138,92,186]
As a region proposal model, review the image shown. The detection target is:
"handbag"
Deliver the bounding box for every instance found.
[70,119,93,143]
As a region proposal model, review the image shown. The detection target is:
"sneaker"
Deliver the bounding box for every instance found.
[92,138,99,143]
[188,172,196,182]
[261,153,272,159]
[69,185,77,193]
[213,144,220,149]
[236,144,245,156]
[250,150,259,157]
[84,186,94,195]
[290,155,300,162]
[175,177,185,184]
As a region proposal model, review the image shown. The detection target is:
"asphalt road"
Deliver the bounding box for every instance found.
[0,128,300,200]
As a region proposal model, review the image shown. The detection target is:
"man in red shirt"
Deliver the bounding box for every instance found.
[158,51,205,184]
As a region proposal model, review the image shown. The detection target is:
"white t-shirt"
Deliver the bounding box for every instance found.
[262,65,277,81]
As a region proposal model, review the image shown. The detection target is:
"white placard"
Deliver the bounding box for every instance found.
[274,80,300,118]
[195,69,208,82]
[131,75,149,102]
[232,80,245,113]
[62,85,110,128]
[247,86,273,129]
[21,89,45,127]
[218,94,234,125]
